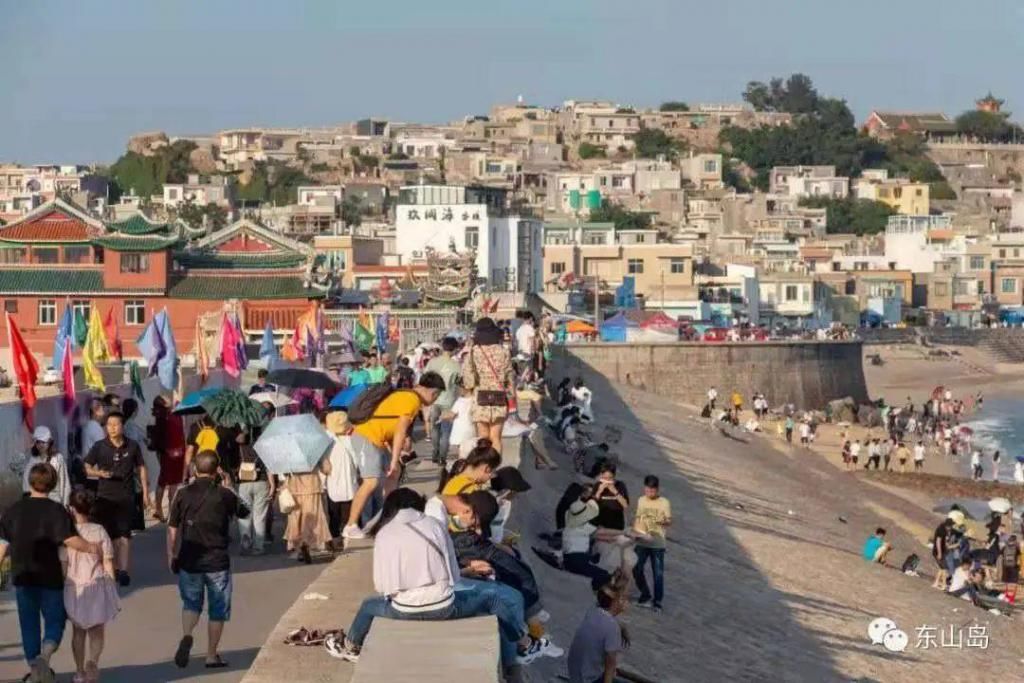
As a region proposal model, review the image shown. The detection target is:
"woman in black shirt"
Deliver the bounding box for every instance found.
[592,461,629,530]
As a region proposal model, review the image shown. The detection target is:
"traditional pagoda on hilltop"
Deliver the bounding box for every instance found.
[0,199,327,358]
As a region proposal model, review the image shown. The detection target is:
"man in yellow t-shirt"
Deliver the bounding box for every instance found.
[342,371,446,540]
[632,475,671,611]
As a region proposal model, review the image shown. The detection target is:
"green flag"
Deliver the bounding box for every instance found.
[73,309,88,347]
[129,361,145,402]
[354,323,374,351]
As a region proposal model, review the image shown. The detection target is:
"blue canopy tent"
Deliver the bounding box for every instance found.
[600,312,637,342]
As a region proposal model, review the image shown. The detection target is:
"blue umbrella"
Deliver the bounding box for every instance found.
[328,384,368,409]
[1016,456,1024,464]
[173,387,223,415]
[254,413,334,475]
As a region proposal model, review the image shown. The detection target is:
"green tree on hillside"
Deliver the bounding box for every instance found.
[589,200,652,231]
[660,101,690,112]
[235,161,314,206]
[632,128,684,160]
[578,142,606,159]
[800,196,896,236]
[341,196,363,229]
[108,140,197,198]
[955,109,1023,143]
[177,200,228,232]
[742,73,819,113]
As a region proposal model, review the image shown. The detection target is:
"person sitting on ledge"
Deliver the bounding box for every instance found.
[331,488,559,669]
[862,527,892,565]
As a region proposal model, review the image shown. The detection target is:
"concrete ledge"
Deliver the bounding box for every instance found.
[352,616,500,683]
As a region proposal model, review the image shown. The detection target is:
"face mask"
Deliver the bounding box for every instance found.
[450,514,469,531]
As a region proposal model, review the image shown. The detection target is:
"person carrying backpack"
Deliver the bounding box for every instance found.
[340,371,446,540]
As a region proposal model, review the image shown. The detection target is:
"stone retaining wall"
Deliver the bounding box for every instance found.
[550,341,869,410]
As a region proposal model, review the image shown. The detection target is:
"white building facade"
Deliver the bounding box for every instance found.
[395,184,543,293]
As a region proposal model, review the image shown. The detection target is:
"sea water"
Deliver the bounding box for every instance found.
[964,396,1024,483]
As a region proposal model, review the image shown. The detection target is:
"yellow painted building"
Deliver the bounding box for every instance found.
[854,173,929,215]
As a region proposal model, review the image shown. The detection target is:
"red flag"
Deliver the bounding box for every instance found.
[61,337,75,414]
[104,307,123,361]
[219,313,241,378]
[6,313,39,428]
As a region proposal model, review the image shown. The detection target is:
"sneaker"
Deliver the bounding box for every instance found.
[635,599,653,609]
[342,524,367,540]
[652,603,664,613]
[324,633,360,662]
[516,636,562,665]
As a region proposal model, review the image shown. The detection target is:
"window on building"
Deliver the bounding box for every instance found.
[1000,249,1007,258]
[1016,249,1021,258]
[464,226,479,249]
[954,280,969,296]
[326,249,347,272]
[38,299,57,326]
[627,258,644,274]
[703,159,717,174]
[120,253,149,273]
[634,234,646,243]
[978,279,986,294]
[1002,278,1017,294]
[0,247,26,264]
[934,282,949,297]
[915,188,923,197]
[168,188,178,200]
[611,176,625,188]
[969,255,986,270]
[551,262,566,275]
[124,300,145,326]
[784,285,799,302]
[71,300,91,322]
[4,299,17,314]
[32,247,59,264]
[669,258,685,274]
[582,233,607,246]
[63,245,91,264]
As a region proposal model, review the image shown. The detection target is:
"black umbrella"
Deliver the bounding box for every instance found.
[266,367,340,391]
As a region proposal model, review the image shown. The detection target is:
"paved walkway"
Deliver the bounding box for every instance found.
[0,513,327,682]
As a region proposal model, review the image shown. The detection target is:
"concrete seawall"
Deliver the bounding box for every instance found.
[551,341,869,409]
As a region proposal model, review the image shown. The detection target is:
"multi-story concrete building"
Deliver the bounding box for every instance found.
[853,169,929,215]
[679,153,723,189]
[394,184,542,293]
[884,215,963,273]
[541,221,695,311]
[218,128,309,167]
[769,166,849,200]
[162,174,234,209]
[561,101,640,151]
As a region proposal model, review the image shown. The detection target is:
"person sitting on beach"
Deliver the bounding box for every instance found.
[862,527,892,565]
[533,498,624,590]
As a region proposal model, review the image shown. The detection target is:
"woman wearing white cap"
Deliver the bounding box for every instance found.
[21,425,71,506]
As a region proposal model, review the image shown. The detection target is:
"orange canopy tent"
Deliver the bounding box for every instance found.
[565,320,597,334]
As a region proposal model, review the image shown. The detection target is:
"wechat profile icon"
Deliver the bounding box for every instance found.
[868,617,908,653]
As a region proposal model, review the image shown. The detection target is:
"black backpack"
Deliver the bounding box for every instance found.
[347,385,414,425]
[901,553,920,573]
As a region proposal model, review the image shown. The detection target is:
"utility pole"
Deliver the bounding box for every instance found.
[593,274,601,335]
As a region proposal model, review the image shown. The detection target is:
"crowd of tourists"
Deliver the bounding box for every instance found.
[0,309,660,683]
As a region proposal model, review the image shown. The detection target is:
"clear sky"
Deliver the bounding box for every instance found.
[1,0,1021,164]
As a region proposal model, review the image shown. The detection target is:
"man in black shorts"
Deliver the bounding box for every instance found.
[85,410,151,586]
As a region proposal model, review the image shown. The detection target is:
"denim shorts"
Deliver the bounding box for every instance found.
[178,570,232,621]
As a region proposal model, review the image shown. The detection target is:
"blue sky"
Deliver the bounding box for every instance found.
[1,0,1021,164]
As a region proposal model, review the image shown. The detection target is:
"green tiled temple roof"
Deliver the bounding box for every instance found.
[0,270,161,294]
[173,252,308,269]
[105,215,173,235]
[167,275,325,300]
[91,234,183,252]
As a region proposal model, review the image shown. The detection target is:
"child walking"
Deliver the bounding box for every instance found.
[65,489,121,683]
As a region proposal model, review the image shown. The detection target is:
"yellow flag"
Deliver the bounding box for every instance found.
[83,307,111,391]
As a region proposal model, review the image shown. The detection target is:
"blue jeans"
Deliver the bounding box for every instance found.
[633,546,666,605]
[237,481,271,552]
[15,586,66,663]
[432,417,453,463]
[347,579,526,665]
[178,570,233,621]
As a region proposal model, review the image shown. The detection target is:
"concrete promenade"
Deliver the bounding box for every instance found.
[0,515,326,682]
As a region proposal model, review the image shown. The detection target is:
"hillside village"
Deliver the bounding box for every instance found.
[2,75,1024,340]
